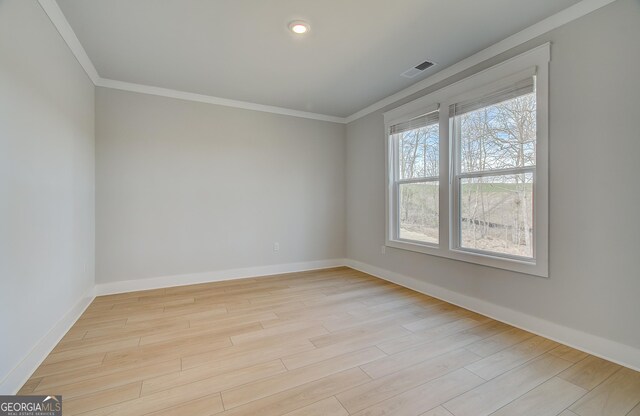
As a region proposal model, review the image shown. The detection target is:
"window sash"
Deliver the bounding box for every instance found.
[450,77,537,261]
[452,170,536,261]
[391,114,441,244]
[397,176,439,184]
[393,178,439,245]
[455,166,535,179]
[391,111,440,182]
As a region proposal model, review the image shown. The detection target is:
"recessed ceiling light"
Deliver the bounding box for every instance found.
[289,21,310,34]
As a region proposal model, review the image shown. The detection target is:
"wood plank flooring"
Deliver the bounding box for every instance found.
[19,267,640,416]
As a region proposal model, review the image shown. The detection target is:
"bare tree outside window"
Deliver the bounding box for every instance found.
[396,123,439,244]
[455,92,536,258]
[386,53,548,276]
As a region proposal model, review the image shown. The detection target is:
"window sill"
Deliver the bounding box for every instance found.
[386,239,548,278]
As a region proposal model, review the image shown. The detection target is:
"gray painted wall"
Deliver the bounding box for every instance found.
[0,1,95,385]
[346,0,640,351]
[95,88,346,283]
[1,0,638,391]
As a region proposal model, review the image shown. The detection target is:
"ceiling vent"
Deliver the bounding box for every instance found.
[401,61,435,78]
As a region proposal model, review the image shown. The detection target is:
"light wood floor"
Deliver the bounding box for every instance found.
[20,267,640,416]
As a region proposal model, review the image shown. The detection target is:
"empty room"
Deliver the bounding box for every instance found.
[2,0,640,415]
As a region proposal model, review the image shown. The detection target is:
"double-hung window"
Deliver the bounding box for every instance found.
[451,76,536,260]
[389,108,440,245]
[385,45,549,277]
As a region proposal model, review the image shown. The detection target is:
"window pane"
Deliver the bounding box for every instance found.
[399,182,439,244]
[398,123,439,179]
[460,173,533,258]
[456,92,536,173]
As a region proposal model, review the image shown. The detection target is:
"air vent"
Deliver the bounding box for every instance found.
[401,60,435,78]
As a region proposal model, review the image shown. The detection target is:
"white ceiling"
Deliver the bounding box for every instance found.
[56,0,581,118]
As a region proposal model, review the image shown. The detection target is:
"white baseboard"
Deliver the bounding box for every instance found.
[95,259,348,296]
[344,259,640,372]
[5,257,638,395]
[0,286,96,394]
[1,259,345,394]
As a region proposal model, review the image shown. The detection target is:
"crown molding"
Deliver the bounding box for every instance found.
[39,0,616,125]
[37,0,99,83]
[95,78,347,123]
[344,0,618,123]
[37,0,347,124]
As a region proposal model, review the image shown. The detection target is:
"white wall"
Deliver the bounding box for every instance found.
[346,0,640,364]
[0,1,95,391]
[95,87,345,284]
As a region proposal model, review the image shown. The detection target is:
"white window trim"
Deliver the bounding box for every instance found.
[384,43,550,277]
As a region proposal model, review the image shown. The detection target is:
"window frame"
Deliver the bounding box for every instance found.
[389,104,441,247]
[384,44,549,277]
